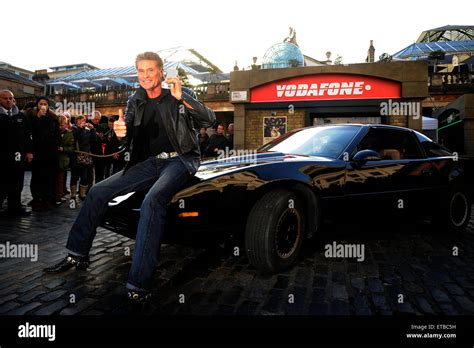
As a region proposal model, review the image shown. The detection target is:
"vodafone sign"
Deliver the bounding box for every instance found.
[250,74,401,102]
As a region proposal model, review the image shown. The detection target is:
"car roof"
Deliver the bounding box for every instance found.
[298,123,415,132]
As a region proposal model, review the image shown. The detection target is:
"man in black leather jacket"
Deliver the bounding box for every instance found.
[44,52,216,305]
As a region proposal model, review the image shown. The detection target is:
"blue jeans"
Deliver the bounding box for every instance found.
[66,156,192,292]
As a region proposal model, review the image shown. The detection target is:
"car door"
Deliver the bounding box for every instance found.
[344,126,435,218]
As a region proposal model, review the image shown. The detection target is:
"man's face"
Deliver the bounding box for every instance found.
[108,121,114,130]
[217,125,225,135]
[0,91,14,109]
[200,128,207,136]
[76,118,86,128]
[227,124,234,134]
[93,113,101,124]
[137,60,163,91]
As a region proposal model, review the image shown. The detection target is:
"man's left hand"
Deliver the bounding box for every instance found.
[166,77,194,110]
[166,76,182,101]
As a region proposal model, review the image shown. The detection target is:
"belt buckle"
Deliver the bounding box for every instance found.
[156,152,168,159]
[156,152,178,159]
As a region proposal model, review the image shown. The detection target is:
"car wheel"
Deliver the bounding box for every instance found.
[434,187,471,232]
[245,189,305,273]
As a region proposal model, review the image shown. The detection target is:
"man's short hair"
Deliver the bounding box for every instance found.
[0,89,13,95]
[58,115,69,126]
[76,115,85,121]
[135,52,163,69]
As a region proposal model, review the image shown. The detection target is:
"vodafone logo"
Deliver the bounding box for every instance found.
[276,82,371,98]
[250,74,401,102]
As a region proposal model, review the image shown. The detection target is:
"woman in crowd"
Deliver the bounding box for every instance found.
[70,115,96,200]
[26,96,60,212]
[55,115,74,205]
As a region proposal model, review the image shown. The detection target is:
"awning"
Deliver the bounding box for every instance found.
[422,116,438,130]
[47,81,80,89]
[70,79,103,87]
[93,77,133,86]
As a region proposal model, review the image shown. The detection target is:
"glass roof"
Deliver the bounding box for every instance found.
[417,26,474,43]
[262,42,305,69]
[393,40,474,60]
[47,60,229,89]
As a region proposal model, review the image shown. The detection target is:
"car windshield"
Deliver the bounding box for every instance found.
[259,125,361,158]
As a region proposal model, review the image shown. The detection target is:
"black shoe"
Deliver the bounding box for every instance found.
[43,254,90,273]
[127,290,151,306]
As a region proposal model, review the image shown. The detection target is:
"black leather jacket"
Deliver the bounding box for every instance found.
[124,87,216,174]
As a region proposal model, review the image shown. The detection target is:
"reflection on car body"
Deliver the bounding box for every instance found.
[101,124,474,273]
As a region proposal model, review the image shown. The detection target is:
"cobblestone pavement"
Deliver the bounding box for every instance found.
[1,172,474,316]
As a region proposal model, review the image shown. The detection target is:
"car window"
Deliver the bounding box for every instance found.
[414,131,453,157]
[357,128,423,160]
[420,141,453,157]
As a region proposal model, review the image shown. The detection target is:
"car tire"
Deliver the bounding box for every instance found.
[245,189,305,273]
[434,187,471,233]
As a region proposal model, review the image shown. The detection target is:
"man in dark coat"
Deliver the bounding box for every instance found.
[44,52,215,306]
[0,90,33,216]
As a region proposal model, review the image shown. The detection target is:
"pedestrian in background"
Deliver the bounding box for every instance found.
[55,115,74,205]
[103,116,125,177]
[205,123,227,156]
[89,111,108,184]
[226,123,234,150]
[71,115,96,200]
[198,127,209,157]
[26,96,60,212]
[0,90,33,216]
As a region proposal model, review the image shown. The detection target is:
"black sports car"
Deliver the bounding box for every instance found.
[101,124,474,272]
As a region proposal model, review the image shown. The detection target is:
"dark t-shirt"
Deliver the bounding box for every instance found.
[142,96,174,157]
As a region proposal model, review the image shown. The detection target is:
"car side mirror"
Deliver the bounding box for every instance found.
[351,149,381,167]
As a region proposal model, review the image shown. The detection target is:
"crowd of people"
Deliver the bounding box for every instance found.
[198,123,234,157]
[0,90,125,215]
[0,89,235,216]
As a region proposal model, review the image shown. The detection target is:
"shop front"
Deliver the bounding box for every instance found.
[230,61,427,150]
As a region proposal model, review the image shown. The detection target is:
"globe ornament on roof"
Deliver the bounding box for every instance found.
[261,42,305,69]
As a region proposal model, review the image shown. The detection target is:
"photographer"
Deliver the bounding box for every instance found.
[44,52,215,306]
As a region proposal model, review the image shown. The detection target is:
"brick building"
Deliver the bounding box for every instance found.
[230,60,427,150]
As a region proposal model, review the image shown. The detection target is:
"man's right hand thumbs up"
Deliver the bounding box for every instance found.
[114,109,127,139]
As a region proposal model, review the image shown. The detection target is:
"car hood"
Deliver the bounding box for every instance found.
[196,151,332,180]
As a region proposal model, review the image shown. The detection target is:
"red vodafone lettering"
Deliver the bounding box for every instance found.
[251,74,401,102]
